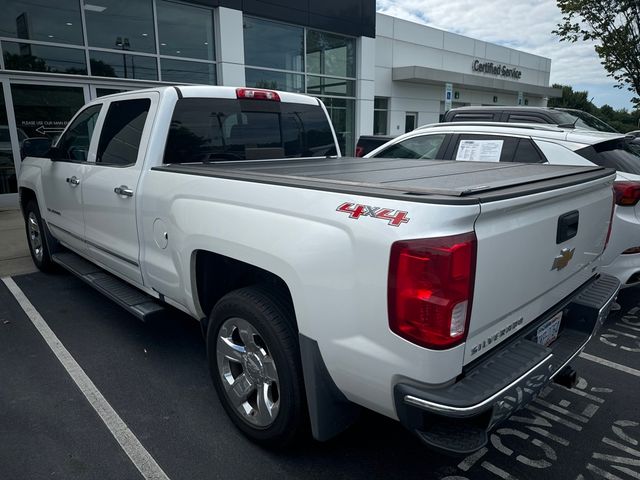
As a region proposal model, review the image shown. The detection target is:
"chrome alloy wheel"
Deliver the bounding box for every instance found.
[27,212,43,262]
[216,317,280,427]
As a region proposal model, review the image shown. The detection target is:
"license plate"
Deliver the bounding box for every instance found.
[537,311,562,347]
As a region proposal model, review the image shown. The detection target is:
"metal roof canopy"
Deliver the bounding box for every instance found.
[392,66,562,98]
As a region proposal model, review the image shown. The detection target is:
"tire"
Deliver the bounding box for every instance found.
[207,285,307,447]
[24,200,57,272]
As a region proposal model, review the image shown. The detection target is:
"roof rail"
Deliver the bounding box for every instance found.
[416,122,569,132]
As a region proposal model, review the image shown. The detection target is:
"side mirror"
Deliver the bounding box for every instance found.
[21,137,53,160]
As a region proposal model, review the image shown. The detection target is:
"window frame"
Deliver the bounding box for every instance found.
[93,95,155,168]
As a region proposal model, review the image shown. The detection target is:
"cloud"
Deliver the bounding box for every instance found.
[376,0,634,109]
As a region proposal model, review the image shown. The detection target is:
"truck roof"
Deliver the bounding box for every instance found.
[96,85,320,105]
[154,157,613,205]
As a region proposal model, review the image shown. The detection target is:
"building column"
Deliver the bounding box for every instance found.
[215,7,246,86]
[355,36,376,141]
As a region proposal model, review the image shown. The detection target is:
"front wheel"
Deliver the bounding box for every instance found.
[206,286,307,447]
[24,200,56,272]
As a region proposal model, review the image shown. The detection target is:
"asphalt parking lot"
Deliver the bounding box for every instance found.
[1,269,639,480]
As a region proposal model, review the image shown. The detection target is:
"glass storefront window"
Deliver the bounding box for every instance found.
[245,68,304,93]
[161,59,216,84]
[96,88,128,97]
[243,17,304,72]
[318,97,355,156]
[0,84,18,194]
[157,0,214,61]
[90,50,158,80]
[3,42,87,75]
[84,0,156,54]
[0,0,83,45]
[306,30,355,78]
[374,97,389,135]
[10,84,85,144]
[306,76,355,97]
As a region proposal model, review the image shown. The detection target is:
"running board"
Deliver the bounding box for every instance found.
[51,252,167,322]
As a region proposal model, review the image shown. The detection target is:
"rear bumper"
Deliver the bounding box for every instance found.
[393,274,620,454]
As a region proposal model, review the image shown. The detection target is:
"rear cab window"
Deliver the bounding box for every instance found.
[163,98,336,163]
[576,138,640,175]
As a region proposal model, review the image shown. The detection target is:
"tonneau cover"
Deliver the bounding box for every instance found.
[154,157,613,204]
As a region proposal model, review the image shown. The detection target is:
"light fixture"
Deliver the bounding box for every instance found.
[142,33,148,37]
[66,22,73,26]
[204,42,208,45]
[48,34,54,38]
[84,4,107,12]
[160,42,166,46]
[176,50,180,54]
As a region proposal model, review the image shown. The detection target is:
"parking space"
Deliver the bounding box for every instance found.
[1,270,639,480]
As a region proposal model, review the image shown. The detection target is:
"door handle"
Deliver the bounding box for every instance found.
[66,176,80,187]
[114,185,134,197]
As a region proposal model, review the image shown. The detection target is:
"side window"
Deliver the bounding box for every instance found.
[453,135,518,162]
[56,105,102,161]
[97,98,151,166]
[373,134,447,159]
[513,139,545,163]
[507,114,546,124]
[450,113,496,122]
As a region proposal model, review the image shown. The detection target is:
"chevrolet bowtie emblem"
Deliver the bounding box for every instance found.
[552,248,575,271]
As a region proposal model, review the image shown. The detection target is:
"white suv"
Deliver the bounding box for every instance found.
[366,122,640,287]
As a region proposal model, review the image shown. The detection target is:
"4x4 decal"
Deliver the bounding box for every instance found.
[336,202,410,227]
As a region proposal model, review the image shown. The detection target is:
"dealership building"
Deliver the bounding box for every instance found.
[0,0,559,207]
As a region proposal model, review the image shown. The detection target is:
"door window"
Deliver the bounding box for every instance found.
[97,99,151,166]
[56,105,102,161]
[453,135,519,162]
[372,134,447,159]
[507,114,546,124]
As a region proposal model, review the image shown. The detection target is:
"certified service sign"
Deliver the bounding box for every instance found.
[472,60,522,80]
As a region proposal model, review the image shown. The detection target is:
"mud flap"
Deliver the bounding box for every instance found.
[299,334,361,441]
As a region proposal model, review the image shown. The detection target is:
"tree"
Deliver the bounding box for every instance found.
[547,83,594,111]
[554,0,640,109]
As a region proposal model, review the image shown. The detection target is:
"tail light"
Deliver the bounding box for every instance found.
[355,146,365,157]
[236,88,280,101]
[388,232,477,349]
[613,181,640,206]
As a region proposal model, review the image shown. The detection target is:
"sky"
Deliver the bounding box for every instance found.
[376,0,636,111]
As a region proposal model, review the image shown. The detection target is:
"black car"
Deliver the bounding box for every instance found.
[442,106,618,133]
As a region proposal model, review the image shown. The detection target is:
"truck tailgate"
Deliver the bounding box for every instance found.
[464,175,614,364]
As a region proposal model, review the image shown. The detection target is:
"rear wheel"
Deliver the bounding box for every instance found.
[24,200,56,272]
[207,286,306,446]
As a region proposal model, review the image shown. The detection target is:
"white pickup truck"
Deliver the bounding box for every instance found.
[18,86,620,454]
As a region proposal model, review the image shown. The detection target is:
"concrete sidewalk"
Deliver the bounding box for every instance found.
[0,208,37,277]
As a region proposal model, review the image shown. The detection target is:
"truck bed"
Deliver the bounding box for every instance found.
[154,157,613,204]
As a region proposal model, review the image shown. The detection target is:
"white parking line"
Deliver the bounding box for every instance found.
[580,352,640,378]
[1,277,170,480]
